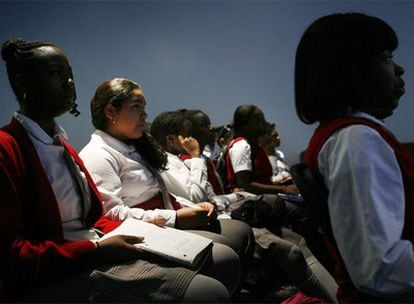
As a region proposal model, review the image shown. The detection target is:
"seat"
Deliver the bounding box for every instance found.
[290,163,333,242]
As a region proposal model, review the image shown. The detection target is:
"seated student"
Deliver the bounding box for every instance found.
[295,13,414,302]
[79,77,243,297]
[178,109,226,196]
[258,122,293,185]
[225,104,299,195]
[214,123,234,161]
[150,110,338,302]
[0,39,236,303]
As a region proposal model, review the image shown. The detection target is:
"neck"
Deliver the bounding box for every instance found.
[20,108,56,137]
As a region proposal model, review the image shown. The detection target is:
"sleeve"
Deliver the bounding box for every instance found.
[229,140,252,173]
[318,125,414,300]
[0,143,96,293]
[162,154,210,203]
[80,146,176,227]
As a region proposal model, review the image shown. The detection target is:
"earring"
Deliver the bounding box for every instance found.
[22,92,27,102]
[112,118,116,124]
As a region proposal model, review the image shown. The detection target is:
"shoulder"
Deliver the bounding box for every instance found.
[328,124,386,148]
[79,136,123,171]
[0,124,23,157]
[230,138,250,150]
[320,124,395,170]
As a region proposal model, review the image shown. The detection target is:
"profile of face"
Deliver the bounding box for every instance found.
[20,46,76,118]
[106,88,148,142]
[271,127,280,148]
[191,112,215,147]
[246,108,267,138]
[166,118,194,154]
[366,50,405,119]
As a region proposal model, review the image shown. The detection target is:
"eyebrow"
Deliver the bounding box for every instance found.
[131,98,146,105]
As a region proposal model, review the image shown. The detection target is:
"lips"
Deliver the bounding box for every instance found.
[395,80,405,96]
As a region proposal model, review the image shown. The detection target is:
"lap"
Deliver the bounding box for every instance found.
[25,259,196,303]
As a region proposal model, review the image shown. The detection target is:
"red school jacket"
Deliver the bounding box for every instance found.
[0,118,121,302]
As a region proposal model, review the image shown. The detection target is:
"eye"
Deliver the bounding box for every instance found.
[381,51,394,62]
[51,70,61,76]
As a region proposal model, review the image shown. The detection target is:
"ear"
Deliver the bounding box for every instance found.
[104,103,116,123]
[14,74,27,101]
[218,137,226,147]
[165,134,176,150]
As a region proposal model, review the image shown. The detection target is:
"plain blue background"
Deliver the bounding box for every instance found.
[1,0,413,164]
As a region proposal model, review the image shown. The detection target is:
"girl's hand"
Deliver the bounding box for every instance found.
[175,207,210,229]
[178,135,200,158]
[95,235,144,263]
[281,184,300,195]
[196,202,217,219]
[145,216,167,226]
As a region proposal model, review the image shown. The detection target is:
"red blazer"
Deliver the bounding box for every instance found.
[306,116,414,303]
[225,137,273,192]
[0,118,121,302]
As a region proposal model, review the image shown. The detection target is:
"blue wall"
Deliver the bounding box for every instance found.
[1,0,413,164]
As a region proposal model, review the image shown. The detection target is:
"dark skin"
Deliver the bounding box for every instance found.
[14,46,143,264]
[190,111,216,151]
[234,108,299,195]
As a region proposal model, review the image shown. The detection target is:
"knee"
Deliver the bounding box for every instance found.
[212,243,241,271]
[182,274,230,303]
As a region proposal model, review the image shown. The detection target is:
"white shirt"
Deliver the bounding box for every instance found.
[162,152,256,216]
[79,130,177,227]
[161,152,211,203]
[318,112,414,300]
[228,139,252,173]
[15,112,99,241]
[268,153,291,184]
[203,142,222,161]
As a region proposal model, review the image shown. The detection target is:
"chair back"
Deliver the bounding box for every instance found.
[290,163,332,238]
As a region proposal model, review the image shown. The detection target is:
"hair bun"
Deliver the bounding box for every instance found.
[1,37,27,62]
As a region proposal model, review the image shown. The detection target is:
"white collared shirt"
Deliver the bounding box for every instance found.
[318,111,414,299]
[161,152,211,203]
[79,130,176,226]
[15,112,99,241]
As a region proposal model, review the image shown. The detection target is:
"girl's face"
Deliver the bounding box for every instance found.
[366,50,405,119]
[107,88,147,142]
[246,108,267,138]
[23,46,76,119]
[191,112,215,147]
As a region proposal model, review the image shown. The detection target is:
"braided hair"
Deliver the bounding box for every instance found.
[1,37,80,116]
[1,38,55,101]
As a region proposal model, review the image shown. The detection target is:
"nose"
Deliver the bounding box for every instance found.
[395,62,405,76]
[68,77,75,88]
[142,110,148,119]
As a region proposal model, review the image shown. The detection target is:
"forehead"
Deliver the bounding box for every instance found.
[32,46,70,67]
[122,89,146,106]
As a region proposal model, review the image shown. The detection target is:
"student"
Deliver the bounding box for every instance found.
[258,122,293,185]
[79,77,242,297]
[225,104,299,195]
[295,13,414,301]
[150,110,338,302]
[0,39,235,303]
[149,110,255,281]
